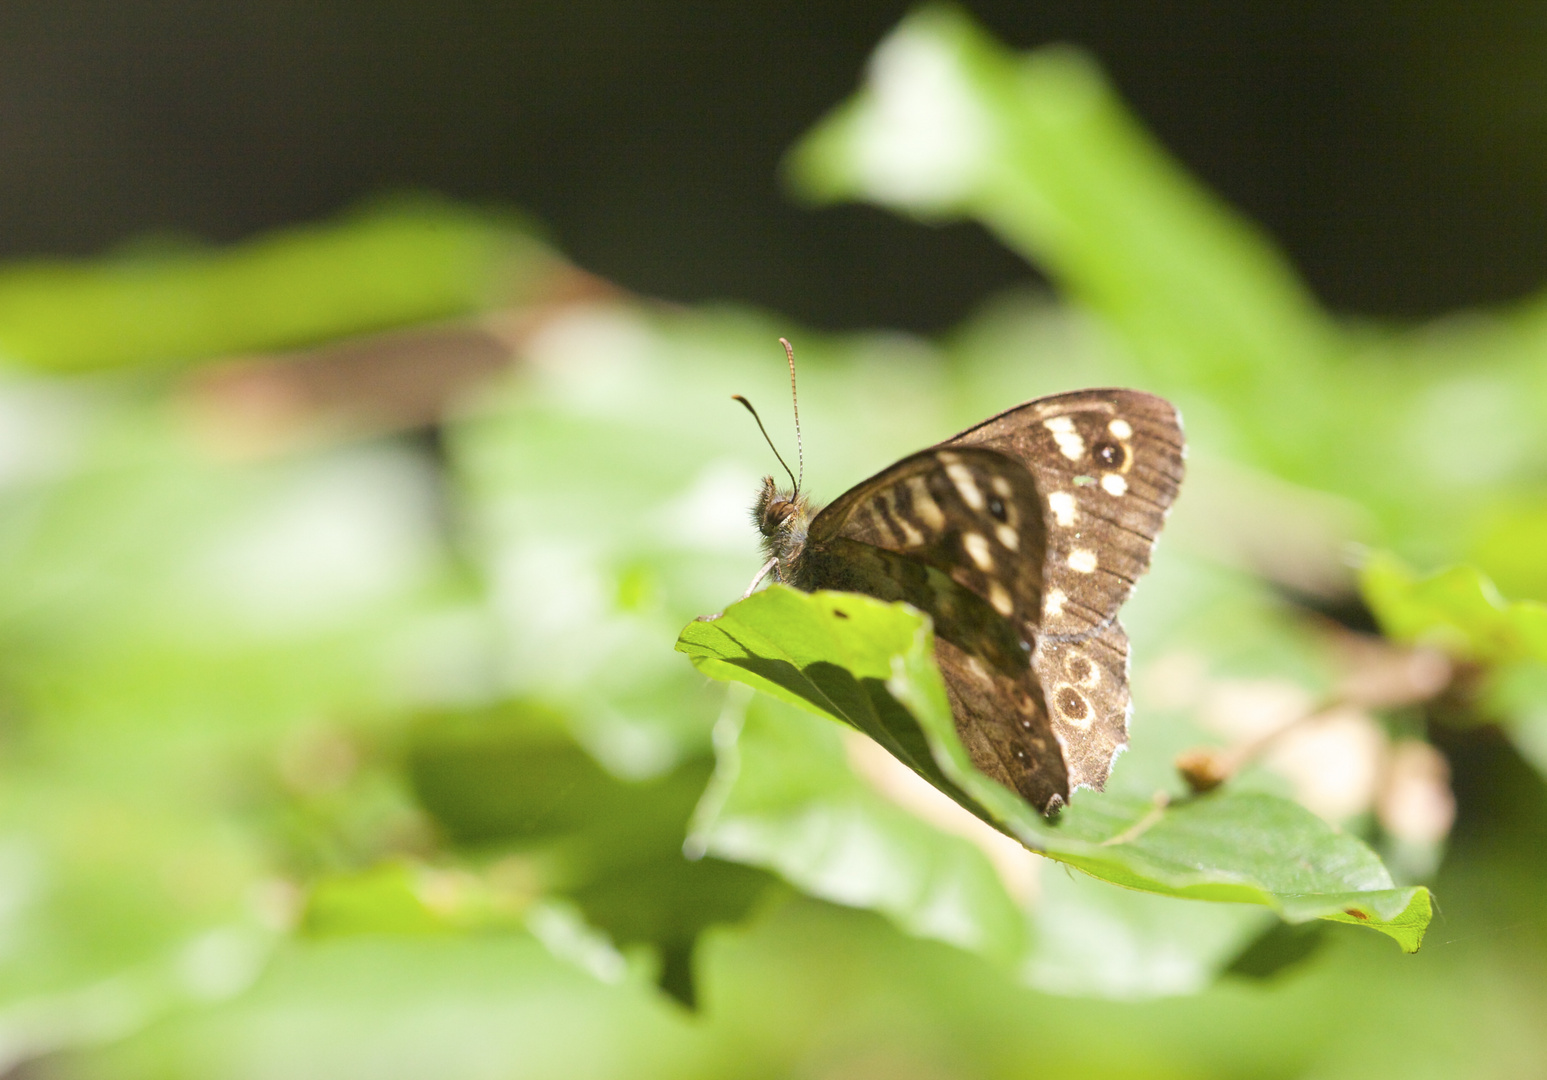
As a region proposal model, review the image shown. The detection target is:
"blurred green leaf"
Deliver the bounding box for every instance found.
[303,864,456,938]
[788,4,1547,582]
[788,5,1333,470]
[679,587,1431,951]
[1362,550,1547,664]
[1025,862,1273,997]
[1369,553,1547,785]
[688,690,1032,967]
[692,689,1271,997]
[1487,661,1547,780]
[408,701,775,1006]
[0,199,555,372]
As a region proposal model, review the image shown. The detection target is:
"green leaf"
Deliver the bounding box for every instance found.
[1361,550,1547,665]
[688,691,1032,967]
[692,690,1273,997]
[1486,661,1547,781]
[785,5,1547,551]
[302,863,462,938]
[677,587,1431,952]
[787,5,1334,471]
[0,198,554,372]
[408,700,775,1007]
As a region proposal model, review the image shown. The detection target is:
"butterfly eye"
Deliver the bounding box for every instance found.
[760,499,797,535]
[987,496,1008,522]
[1092,441,1126,468]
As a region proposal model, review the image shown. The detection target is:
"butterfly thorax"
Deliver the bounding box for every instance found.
[753,476,821,584]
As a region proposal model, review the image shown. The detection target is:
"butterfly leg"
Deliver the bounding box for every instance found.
[740,556,780,600]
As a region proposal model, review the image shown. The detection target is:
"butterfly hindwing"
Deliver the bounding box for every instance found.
[934,636,1068,815]
[1032,622,1132,791]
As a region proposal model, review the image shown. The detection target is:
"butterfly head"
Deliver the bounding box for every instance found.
[740,339,815,582]
[753,476,813,575]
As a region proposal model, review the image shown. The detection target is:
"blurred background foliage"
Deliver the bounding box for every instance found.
[1,4,1546,1079]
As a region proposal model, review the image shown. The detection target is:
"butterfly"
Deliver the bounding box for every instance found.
[741,345,1185,814]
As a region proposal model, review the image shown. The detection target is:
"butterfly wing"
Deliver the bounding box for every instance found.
[795,447,1071,811]
[785,390,1184,811]
[945,389,1185,790]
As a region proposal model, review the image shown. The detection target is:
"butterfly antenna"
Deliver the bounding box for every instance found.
[732,394,799,493]
[779,337,804,494]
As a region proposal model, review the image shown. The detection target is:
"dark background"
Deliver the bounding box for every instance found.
[4,0,1545,331]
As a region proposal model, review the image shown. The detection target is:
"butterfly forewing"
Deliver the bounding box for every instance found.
[803,448,1047,637]
[947,390,1184,639]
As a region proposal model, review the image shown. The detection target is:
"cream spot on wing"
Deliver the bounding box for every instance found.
[1101,473,1127,496]
[907,477,945,530]
[945,463,985,510]
[1043,417,1075,433]
[990,475,1013,498]
[1050,428,1085,460]
[1108,418,1133,439]
[965,655,992,684]
[864,503,894,544]
[1047,491,1077,527]
[878,491,925,546]
[995,523,1019,550]
[1067,548,1098,574]
[963,531,994,571]
[1045,588,1066,617]
[987,581,1013,616]
[936,450,961,464]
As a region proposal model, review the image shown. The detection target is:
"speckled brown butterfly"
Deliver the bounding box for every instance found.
[737,340,1185,814]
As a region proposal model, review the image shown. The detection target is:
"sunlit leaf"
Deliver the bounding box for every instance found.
[0,199,555,372]
[787,5,1334,471]
[691,689,1273,997]
[678,587,1431,951]
[1362,550,1547,665]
